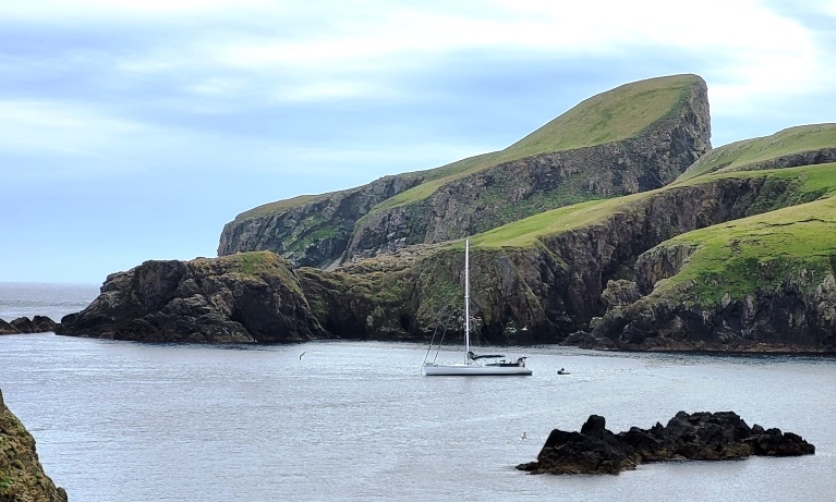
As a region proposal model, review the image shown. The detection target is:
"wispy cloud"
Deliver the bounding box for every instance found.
[2,0,836,281]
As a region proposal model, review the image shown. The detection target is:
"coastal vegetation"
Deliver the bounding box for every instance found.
[0,390,67,501]
[60,74,836,352]
[370,74,697,215]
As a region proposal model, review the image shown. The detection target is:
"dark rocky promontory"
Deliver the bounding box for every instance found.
[517,411,815,475]
[57,253,326,343]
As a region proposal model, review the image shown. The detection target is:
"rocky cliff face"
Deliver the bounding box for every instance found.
[58,252,326,343]
[218,75,711,268]
[0,389,68,502]
[59,168,834,351]
[346,82,711,260]
[217,173,427,268]
[590,258,836,353]
[57,74,836,352]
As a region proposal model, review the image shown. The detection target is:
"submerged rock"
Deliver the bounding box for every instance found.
[517,411,814,475]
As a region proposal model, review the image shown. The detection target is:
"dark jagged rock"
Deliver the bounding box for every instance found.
[0,318,17,335]
[57,252,326,343]
[0,388,68,501]
[9,316,58,334]
[517,411,815,475]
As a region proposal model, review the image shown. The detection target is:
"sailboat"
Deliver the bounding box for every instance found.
[423,239,533,376]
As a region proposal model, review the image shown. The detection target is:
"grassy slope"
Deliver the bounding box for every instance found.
[647,162,836,304]
[233,194,318,222]
[370,74,700,215]
[460,158,836,309]
[467,151,836,249]
[231,74,702,224]
[676,123,836,183]
[651,194,836,305]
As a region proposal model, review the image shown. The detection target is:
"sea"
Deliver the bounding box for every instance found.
[1,282,835,502]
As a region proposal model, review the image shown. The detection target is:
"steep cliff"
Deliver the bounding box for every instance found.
[60,161,835,348]
[217,174,427,268]
[589,184,836,352]
[346,74,711,260]
[218,74,711,267]
[0,389,67,502]
[59,73,836,353]
[58,252,325,343]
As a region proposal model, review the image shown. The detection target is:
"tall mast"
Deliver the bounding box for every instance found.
[464,239,470,364]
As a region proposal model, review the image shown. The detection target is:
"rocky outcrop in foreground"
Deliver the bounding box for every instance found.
[517,411,814,475]
[0,389,68,501]
[0,316,59,335]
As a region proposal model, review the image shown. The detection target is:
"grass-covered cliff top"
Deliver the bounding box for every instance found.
[369,74,702,214]
[650,191,836,305]
[466,161,836,250]
[503,73,701,156]
[192,251,304,295]
[232,194,318,222]
[232,74,703,222]
[676,123,836,183]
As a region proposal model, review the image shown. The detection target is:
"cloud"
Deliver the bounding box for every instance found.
[2,0,836,283]
[4,1,827,124]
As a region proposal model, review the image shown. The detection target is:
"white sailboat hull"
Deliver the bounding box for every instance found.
[423,364,533,376]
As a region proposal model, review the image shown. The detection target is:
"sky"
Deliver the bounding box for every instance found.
[2,0,835,284]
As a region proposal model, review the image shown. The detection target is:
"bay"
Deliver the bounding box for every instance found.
[1,284,835,501]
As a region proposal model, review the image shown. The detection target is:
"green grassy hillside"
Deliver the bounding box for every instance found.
[503,73,699,155]
[235,74,703,221]
[463,151,836,252]
[370,74,702,214]
[677,123,836,183]
[651,192,836,305]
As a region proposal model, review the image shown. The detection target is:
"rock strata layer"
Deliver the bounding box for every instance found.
[517,411,815,475]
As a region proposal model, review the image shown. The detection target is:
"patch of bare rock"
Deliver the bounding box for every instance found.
[517,411,814,475]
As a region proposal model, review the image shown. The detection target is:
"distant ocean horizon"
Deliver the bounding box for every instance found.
[0,282,99,322]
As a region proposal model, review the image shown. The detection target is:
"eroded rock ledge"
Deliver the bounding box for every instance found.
[517,411,814,475]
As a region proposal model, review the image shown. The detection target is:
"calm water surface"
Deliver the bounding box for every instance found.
[1,284,835,501]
